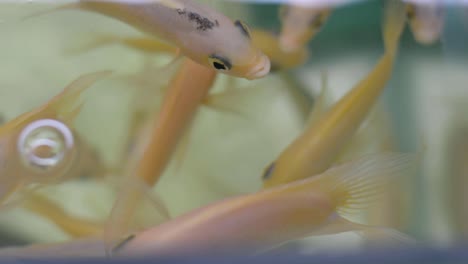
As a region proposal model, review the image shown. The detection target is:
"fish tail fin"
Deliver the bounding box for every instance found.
[382,0,407,55]
[50,70,112,122]
[21,3,78,22]
[317,214,417,246]
[356,225,417,246]
[313,153,416,216]
[306,70,331,125]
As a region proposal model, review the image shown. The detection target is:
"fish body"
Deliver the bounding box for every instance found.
[262,0,407,188]
[116,153,414,256]
[0,154,414,257]
[0,71,111,204]
[61,0,270,79]
[103,59,216,252]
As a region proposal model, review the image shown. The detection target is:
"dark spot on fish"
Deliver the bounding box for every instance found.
[112,234,136,254]
[176,8,219,31]
[262,162,276,180]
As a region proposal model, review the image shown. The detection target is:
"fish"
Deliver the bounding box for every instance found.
[31,0,270,80]
[278,4,332,52]
[0,71,111,205]
[103,58,217,253]
[114,153,416,256]
[0,154,415,258]
[68,29,308,72]
[261,0,407,188]
[405,2,445,45]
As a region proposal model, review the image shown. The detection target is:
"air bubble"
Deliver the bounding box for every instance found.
[17,119,75,172]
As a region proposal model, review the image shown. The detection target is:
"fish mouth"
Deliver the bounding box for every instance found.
[245,54,271,80]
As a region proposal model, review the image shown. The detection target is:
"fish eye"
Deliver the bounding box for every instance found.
[234,20,251,39]
[208,55,232,71]
[262,162,276,181]
[17,119,75,174]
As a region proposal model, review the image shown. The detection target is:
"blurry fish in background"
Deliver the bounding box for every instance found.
[278,4,332,52]
[405,2,445,45]
[0,71,111,206]
[261,0,407,188]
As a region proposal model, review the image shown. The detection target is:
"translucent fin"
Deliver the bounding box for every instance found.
[336,103,397,162]
[104,176,170,256]
[21,3,78,22]
[64,34,177,56]
[50,70,112,122]
[69,134,113,180]
[313,153,417,217]
[311,214,417,246]
[306,70,331,126]
[21,192,103,238]
[201,84,269,120]
[382,0,407,55]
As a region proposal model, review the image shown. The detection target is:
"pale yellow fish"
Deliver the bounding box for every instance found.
[114,153,415,256]
[262,0,407,188]
[69,29,308,72]
[103,58,217,253]
[406,2,445,45]
[0,154,415,258]
[278,4,332,52]
[0,71,111,205]
[34,0,270,80]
